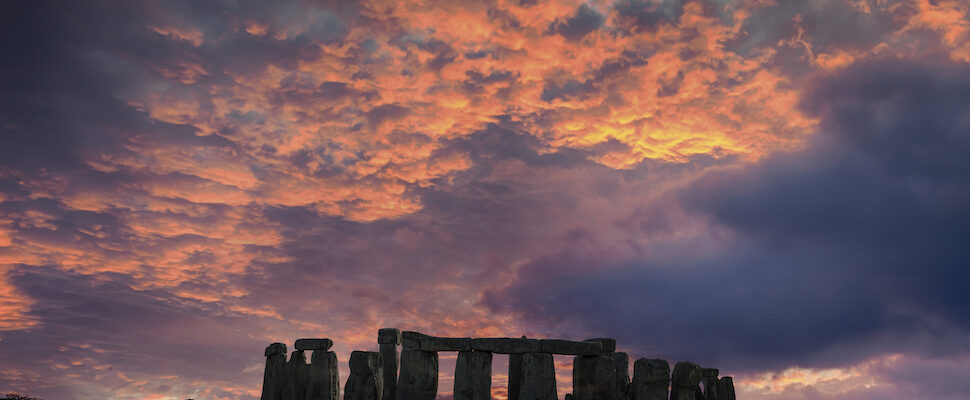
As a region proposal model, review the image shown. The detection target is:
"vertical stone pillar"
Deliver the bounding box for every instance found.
[520,353,556,400]
[573,354,615,400]
[700,369,718,400]
[286,350,311,400]
[509,354,523,400]
[670,362,701,400]
[379,329,402,400]
[345,351,384,400]
[716,377,734,400]
[308,350,340,400]
[455,351,492,400]
[611,353,629,400]
[262,343,288,400]
[397,349,438,400]
[508,336,526,400]
[631,358,669,400]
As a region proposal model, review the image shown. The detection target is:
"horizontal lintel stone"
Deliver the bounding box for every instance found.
[538,339,603,355]
[402,331,473,351]
[472,338,540,354]
[295,338,334,351]
[584,338,617,353]
[379,328,402,344]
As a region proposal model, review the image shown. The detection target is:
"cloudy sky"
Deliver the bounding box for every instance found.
[1,0,969,399]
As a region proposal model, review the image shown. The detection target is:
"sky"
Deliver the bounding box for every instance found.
[1,0,969,399]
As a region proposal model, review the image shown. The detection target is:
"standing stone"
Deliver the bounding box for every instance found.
[378,329,401,400]
[508,336,526,400]
[670,362,701,400]
[285,350,311,400]
[307,350,340,400]
[631,359,669,400]
[454,351,492,400]
[520,353,556,400]
[345,351,384,400]
[573,354,615,400]
[700,369,718,400]
[611,353,629,400]
[693,386,703,400]
[716,377,734,400]
[397,349,438,400]
[262,343,288,400]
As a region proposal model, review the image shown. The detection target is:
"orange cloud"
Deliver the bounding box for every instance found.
[889,0,968,61]
[0,270,38,332]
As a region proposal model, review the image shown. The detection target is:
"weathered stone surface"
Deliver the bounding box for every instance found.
[716,377,734,400]
[397,349,438,400]
[454,351,492,400]
[472,338,540,354]
[266,342,288,357]
[307,350,340,400]
[379,328,402,345]
[380,343,399,400]
[611,352,630,400]
[671,362,701,387]
[631,358,669,400]
[538,339,602,356]
[573,355,615,400]
[262,344,288,400]
[509,353,523,400]
[700,369,718,400]
[693,386,704,400]
[296,339,334,351]
[520,353,556,400]
[345,351,383,400]
[670,362,701,400]
[402,331,472,351]
[633,359,669,384]
[284,350,311,400]
[350,351,383,373]
[583,338,616,353]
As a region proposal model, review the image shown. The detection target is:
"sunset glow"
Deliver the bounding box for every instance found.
[2,0,970,399]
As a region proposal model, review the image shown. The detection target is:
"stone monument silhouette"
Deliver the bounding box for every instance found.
[259,329,736,400]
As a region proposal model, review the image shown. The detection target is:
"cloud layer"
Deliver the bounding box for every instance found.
[1,0,969,399]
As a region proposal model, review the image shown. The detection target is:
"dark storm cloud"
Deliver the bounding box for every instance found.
[613,0,684,31]
[724,0,903,58]
[0,0,339,175]
[366,104,411,128]
[485,58,970,371]
[540,79,597,102]
[0,1,141,172]
[551,4,605,41]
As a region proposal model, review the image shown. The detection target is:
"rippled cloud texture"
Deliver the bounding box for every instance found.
[1,0,969,399]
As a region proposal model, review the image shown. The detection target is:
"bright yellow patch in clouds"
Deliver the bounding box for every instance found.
[739,354,905,398]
